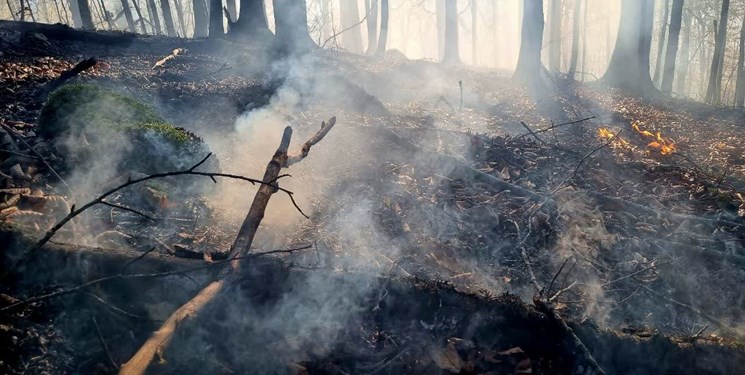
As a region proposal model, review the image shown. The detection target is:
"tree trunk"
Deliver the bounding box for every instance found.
[273,0,314,55]
[471,0,478,65]
[365,0,378,55]
[568,0,581,80]
[514,0,545,83]
[121,0,137,32]
[442,0,460,65]
[225,0,237,22]
[232,0,271,39]
[131,0,147,33]
[77,0,94,29]
[602,0,656,95]
[193,0,209,37]
[548,0,561,73]
[160,0,176,36]
[437,0,445,60]
[705,0,729,105]
[209,0,224,37]
[146,0,162,34]
[652,0,670,86]
[340,0,363,53]
[375,0,388,58]
[580,0,587,81]
[660,0,683,93]
[674,11,690,95]
[173,0,186,36]
[735,14,745,107]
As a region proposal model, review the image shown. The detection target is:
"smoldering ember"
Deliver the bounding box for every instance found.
[1,0,745,374]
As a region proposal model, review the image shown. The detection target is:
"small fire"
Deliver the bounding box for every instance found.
[632,122,676,155]
[597,127,629,147]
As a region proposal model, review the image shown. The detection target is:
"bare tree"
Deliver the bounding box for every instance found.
[146,0,162,34]
[226,0,237,22]
[602,0,657,95]
[273,0,315,54]
[548,0,562,74]
[735,14,745,107]
[514,0,545,82]
[568,0,581,80]
[193,0,209,37]
[174,0,187,36]
[231,0,272,39]
[340,0,363,53]
[661,0,684,93]
[653,0,671,86]
[442,0,460,65]
[209,0,224,37]
[705,0,729,105]
[375,0,388,58]
[77,0,95,29]
[674,11,691,95]
[160,0,177,36]
[365,0,379,55]
[121,0,137,32]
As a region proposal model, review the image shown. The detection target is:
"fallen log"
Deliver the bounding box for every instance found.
[119,118,336,375]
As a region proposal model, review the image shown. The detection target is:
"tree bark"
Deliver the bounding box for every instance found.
[160,0,176,36]
[173,0,186,36]
[674,11,690,95]
[231,0,271,39]
[602,0,657,96]
[705,0,729,105]
[365,0,378,55]
[146,0,161,34]
[131,0,147,33]
[340,0,363,53]
[209,0,224,37]
[652,0,670,86]
[548,0,561,73]
[225,0,237,22]
[442,0,460,65]
[120,0,137,32]
[735,14,745,107]
[660,0,683,93]
[273,0,314,55]
[514,0,545,83]
[77,0,94,29]
[193,0,209,37]
[568,0,580,79]
[374,0,388,58]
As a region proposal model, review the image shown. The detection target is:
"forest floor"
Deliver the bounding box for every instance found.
[1,21,745,374]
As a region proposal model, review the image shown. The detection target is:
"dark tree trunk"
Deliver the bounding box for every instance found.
[514,0,545,82]
[653,0,670,86]
[160,0,176,36]
[77,0,95,29]
[121,0,137,32]
[146,0,162,34]
[273,0,314,54]
[193,0,209,37]
[660,0,683,93]
[674,11,690,95]
[375,0,388,58]
[568,0,581,79]
[340,0,363,53]
[209,0,223,37]
[173,0,186,36]
[548,0,561,73]
[735,15,745,107]
[365,0,378,55]
[442,0,460,65]
[705,0,729,105]
[131,0,147,33]
[602,0,657,95]
[231,0,271,39]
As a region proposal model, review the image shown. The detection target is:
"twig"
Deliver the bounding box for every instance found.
[551,130,619,194]
[91,312,118,370]
[545,258,570,301]
[0,123,70,192]
[514,116,596,139]
[600,258,675,288]
[100,201,155,221]
[549,281,577,302]
[321,8,374,48]
[120,247,158,274]
[519,121,547,145]
[1,153,303,278]
[0,246,312,312]
[285,116,337,166]
[87,292,152,320]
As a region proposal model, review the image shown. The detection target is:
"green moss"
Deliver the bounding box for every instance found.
[38,83,218,176]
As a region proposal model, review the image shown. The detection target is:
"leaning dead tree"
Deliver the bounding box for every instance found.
[119,117,337,375]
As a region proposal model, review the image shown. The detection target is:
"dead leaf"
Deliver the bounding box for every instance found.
[430,341,461,373]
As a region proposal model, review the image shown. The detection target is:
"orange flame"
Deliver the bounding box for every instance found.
[631,122,676,155]
[597,127,629,147]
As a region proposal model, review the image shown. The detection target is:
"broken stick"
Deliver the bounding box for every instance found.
[119,118,336,375]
